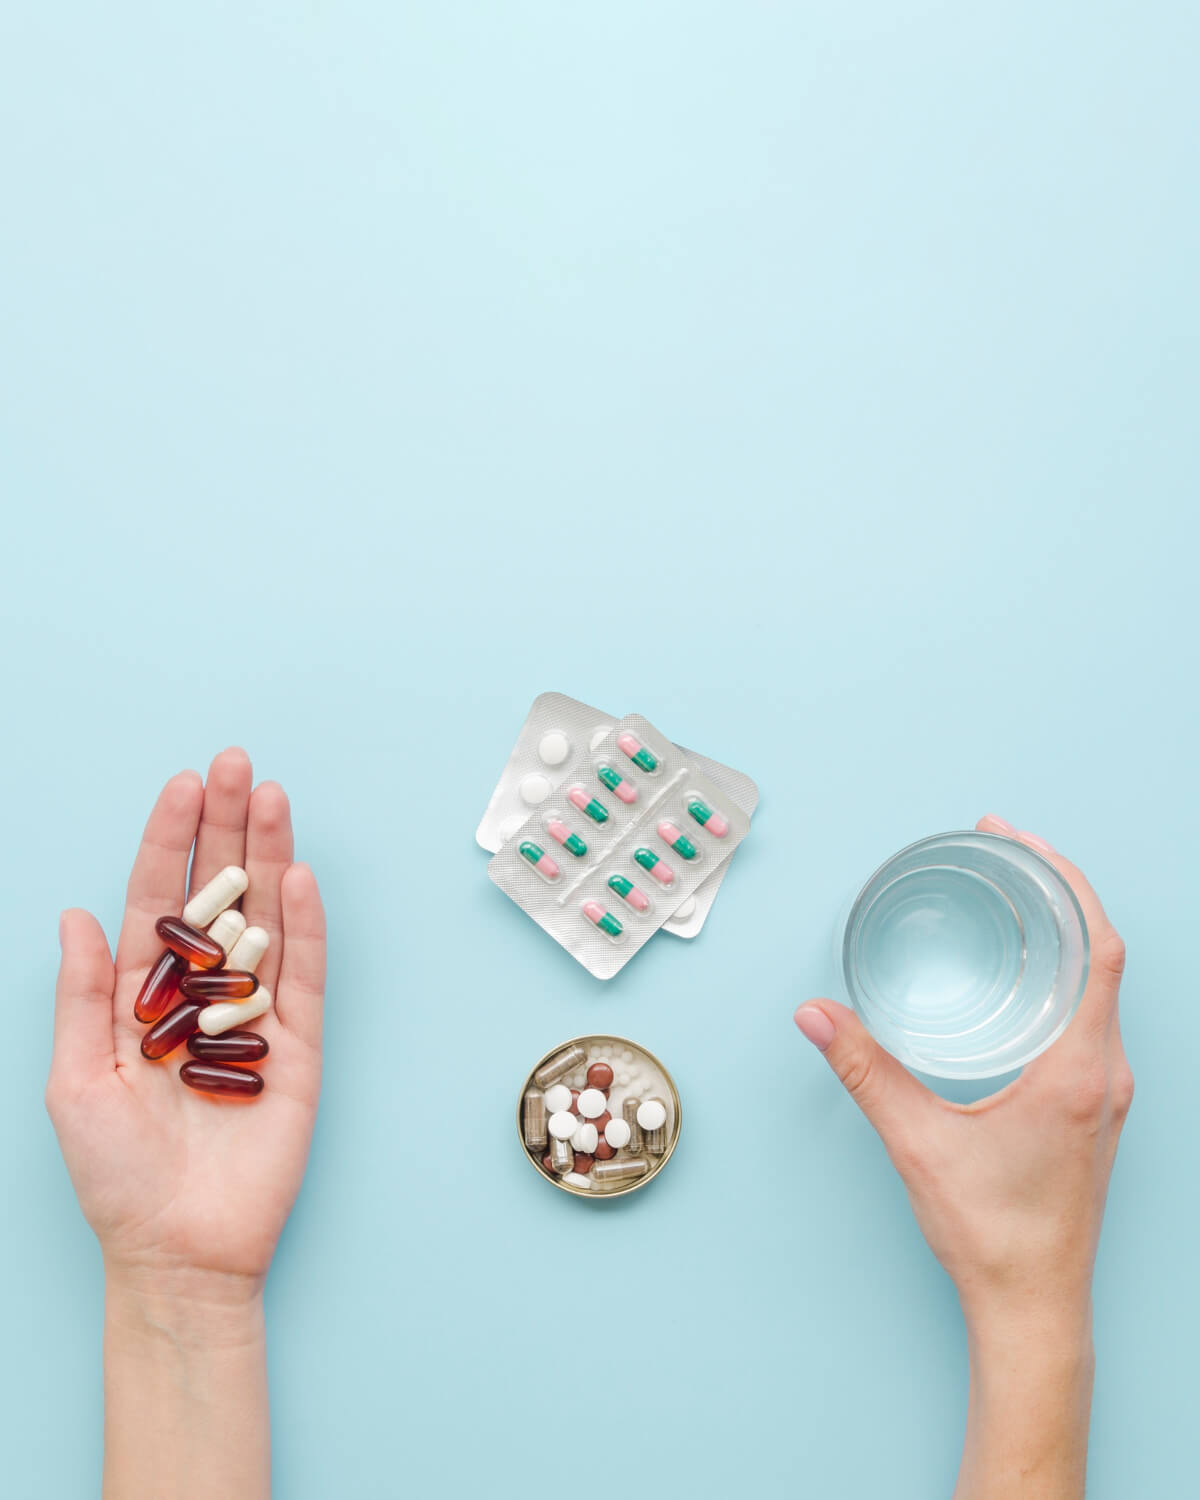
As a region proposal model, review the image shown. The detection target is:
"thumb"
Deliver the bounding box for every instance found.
[50,909,115,1093]
[794,998,935,1150]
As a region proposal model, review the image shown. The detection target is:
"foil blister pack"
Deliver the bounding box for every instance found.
[482,703,756,979]
[476,692,758,939]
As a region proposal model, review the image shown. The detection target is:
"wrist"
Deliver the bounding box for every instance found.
[105,1260,265,1351]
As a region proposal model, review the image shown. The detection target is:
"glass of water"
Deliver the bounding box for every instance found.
[840,832,1089,1080]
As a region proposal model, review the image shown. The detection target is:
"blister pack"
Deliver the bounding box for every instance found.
[476,692,758,938]
[488,714,752,979]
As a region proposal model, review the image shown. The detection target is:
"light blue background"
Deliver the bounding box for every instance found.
[3,3,1196,1495]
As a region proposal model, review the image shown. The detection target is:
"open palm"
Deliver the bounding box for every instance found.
[46,748,326,1284]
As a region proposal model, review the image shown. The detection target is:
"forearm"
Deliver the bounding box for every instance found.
[955,1297,1094,1500]
[103,1265,270,1500]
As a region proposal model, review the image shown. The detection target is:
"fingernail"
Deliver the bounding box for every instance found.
[794,1005,837,1052]
[1018,830,1056,854]
[981,814,1016,834]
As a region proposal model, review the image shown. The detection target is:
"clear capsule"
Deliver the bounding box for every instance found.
[523,1089,548,1150]
[591,1157,650,1184]
[534,1044,587,1089]
[621,1096,644,1153]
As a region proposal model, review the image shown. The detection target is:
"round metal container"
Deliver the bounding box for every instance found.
[517,1034,682,1198]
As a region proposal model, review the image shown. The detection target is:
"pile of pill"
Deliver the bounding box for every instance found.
[520,1037,679,1194]
[134,866,273,1098]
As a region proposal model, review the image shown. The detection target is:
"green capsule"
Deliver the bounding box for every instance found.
[568,786,608,823]
[616,732,658,774]
[548,820,587,857]
[608,873,634,899]
[658,821,698,859]
[583,900,622,938]
[634,847,659,873]
[597,764,638,805]
[686,797,730,837]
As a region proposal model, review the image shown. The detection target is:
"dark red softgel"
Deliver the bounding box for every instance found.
[180,1061,264,1097]
[154,916,225,970]
[180,970,259,1001]
[186,1030,269,1063]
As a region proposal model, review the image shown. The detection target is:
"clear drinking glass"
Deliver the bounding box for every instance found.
[840,832,1089,1080]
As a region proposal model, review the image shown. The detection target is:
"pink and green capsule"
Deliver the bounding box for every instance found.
[608,873,651,912]
[597,764,637,805]
[582,900,623,939]
[546,818,587,857]
[686,797,729,837]
[634,847,675,887]
[567,785,609,823]
[617,732,658,774]
[519,840,561,882]
[658,820,698,859]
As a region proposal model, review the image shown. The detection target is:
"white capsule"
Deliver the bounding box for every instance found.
[571,1122,599,1154]
[543,1083,572,1114]
[547,1111,577,1141]
[205,909,247,956]
[226,925,269,975]
[562,1172,593,1190]
[636,1099,667,1131]
[197,985,272,1037]
[182,865,249,928]
[604,1118,632,1149]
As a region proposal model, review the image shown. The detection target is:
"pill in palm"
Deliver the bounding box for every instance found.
[205,908,247,956]
[182,865,249,929]
[180,970,259,1001]
[142,1000,208,1060]
[133,949,188,1024]
[155,916,226,969]
[187,1030,269,1063]
[226,925,269,975]
[180,1061,264,1098]
[196,985,272,1037]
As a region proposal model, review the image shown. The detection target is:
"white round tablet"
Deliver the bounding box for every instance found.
[548,1111,578,1141]
[604,1119,631,1149]
[672,896,697,921]
[543,1084,572,1114]
[562,1173,592,1190]
[538,731,571,766]
[571,1122,598,1153]
[636,1099,667,1131]
[577,1089,607,1120]
[589,724,613,751]
[498,814,525,841]
[519,772,552,805]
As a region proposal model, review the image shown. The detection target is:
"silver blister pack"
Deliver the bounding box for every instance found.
[475,692,758,938]
[488,713,752,979]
